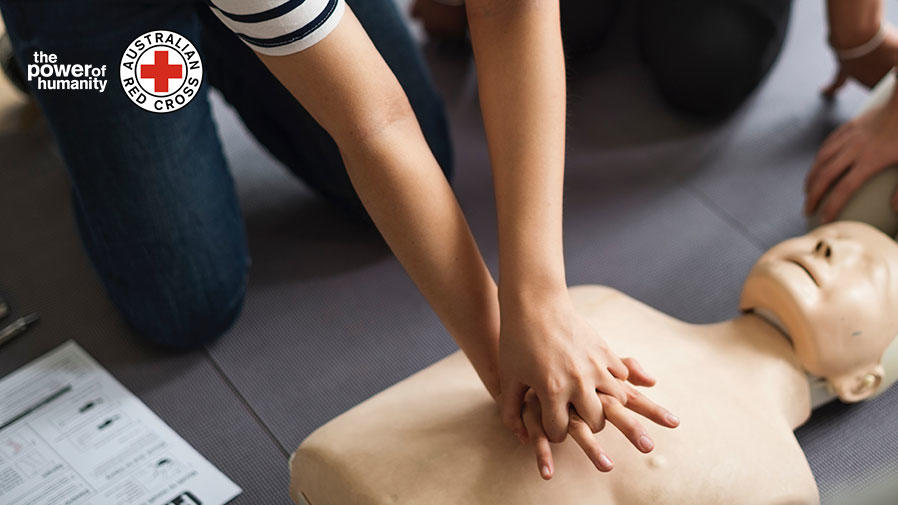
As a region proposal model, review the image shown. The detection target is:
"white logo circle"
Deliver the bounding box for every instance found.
[120,30,202,113]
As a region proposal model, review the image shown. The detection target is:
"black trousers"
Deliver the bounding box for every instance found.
[561,0,793,117]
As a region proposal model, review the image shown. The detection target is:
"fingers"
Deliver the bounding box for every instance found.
[808,127,856,185]
[621,357,655,387]
[523,394,554,480]
[601,395,654,454]
[605,353,629,382]
[570,388,605,433]
[568,413,614,472]
[594,368,628,405]
[499,381,529,441]
[820,160,880,222]
[821,69,848,100]
[538,387,572,443]
[622,384,679,428]
[805,143,858,215]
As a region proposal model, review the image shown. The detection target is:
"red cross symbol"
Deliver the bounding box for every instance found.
[140,50,183,93]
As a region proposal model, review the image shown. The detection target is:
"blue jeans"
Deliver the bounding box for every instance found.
[0,0,453,348]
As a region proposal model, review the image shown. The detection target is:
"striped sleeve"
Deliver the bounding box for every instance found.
[208,0,346,56]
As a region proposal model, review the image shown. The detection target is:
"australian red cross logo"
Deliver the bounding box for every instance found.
[120,30,202,113]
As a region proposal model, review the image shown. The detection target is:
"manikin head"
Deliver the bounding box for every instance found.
[740,222,898,402]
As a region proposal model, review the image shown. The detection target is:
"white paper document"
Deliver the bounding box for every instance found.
[0,341,242,505]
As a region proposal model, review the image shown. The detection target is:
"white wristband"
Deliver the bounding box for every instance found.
[832,23,888,61]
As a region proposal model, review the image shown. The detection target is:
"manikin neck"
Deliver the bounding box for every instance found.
[734,309,838,409]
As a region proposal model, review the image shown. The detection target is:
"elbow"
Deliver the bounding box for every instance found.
[328,86,419,146]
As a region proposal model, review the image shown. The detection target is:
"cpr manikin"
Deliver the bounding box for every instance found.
[288,222,898,505]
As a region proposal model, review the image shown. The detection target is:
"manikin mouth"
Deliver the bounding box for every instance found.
[786,258,819,287]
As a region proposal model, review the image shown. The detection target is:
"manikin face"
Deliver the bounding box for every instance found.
[740,222,898,402]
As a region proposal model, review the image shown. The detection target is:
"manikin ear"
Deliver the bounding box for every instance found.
[828,365,885,403]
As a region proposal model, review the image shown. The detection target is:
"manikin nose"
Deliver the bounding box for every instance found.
[814,239,833,259]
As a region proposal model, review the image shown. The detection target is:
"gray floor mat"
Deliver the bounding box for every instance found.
[679,0,874,249]
[798,385,898,501]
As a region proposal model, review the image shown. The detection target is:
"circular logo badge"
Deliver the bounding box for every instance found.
[120,30,202,113]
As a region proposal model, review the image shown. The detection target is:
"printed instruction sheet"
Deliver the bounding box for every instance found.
[0,341,242,505]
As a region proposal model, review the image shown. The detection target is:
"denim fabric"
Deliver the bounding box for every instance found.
[0,0,453,348]
[559,0,792,117]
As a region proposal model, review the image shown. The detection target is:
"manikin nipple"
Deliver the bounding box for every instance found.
[647,454,667,469]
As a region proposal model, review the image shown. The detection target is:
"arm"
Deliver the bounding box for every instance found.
[806,0,898,218]
[256,9,502,397]
[464,0,635,444]
[465,0,568,316]
[827,0,882,48]
[822,0,897,96]
[256,3,671,463]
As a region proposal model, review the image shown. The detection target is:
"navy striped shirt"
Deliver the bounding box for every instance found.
[208,0,346,55]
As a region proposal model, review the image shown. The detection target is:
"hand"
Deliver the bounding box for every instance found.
[805,94,898,221]
[521,377,680,480]
[822,25,898,99]
[410,0,468,41]
[497,290,643,444]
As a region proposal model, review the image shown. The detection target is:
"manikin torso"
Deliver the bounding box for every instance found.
[291,285,821,505]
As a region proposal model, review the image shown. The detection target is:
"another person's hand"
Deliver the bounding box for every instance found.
[805,91,898,221]
[823,24,898,98]
[521,379,680,480]
[410,0,468,41]
[822,0,898,100]
[497,290,654,444]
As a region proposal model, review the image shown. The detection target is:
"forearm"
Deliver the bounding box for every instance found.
[340,118,502,397]
[257,9,501,396]
[466,0,568,303]
[827,0,883,47]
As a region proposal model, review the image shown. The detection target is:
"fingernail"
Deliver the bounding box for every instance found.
[540,465,551,479]
[598,454,613,469]
[665,413,680,426]
[638,435,654,452]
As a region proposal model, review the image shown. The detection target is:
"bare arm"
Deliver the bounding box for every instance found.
[464,0,641,444]
[257,9,502,396]
[822,0,897,96]
[253,3,669,463]
[827,0,883,48]
[466,0,567,305]
[808,0,898,218]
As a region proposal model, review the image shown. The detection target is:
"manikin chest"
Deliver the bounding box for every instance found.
[290,286,820,505]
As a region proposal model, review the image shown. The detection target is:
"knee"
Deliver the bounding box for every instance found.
[118,265,248,350]
[114,260,249,350]
[639,0,791,118]
[90,233,251,350]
